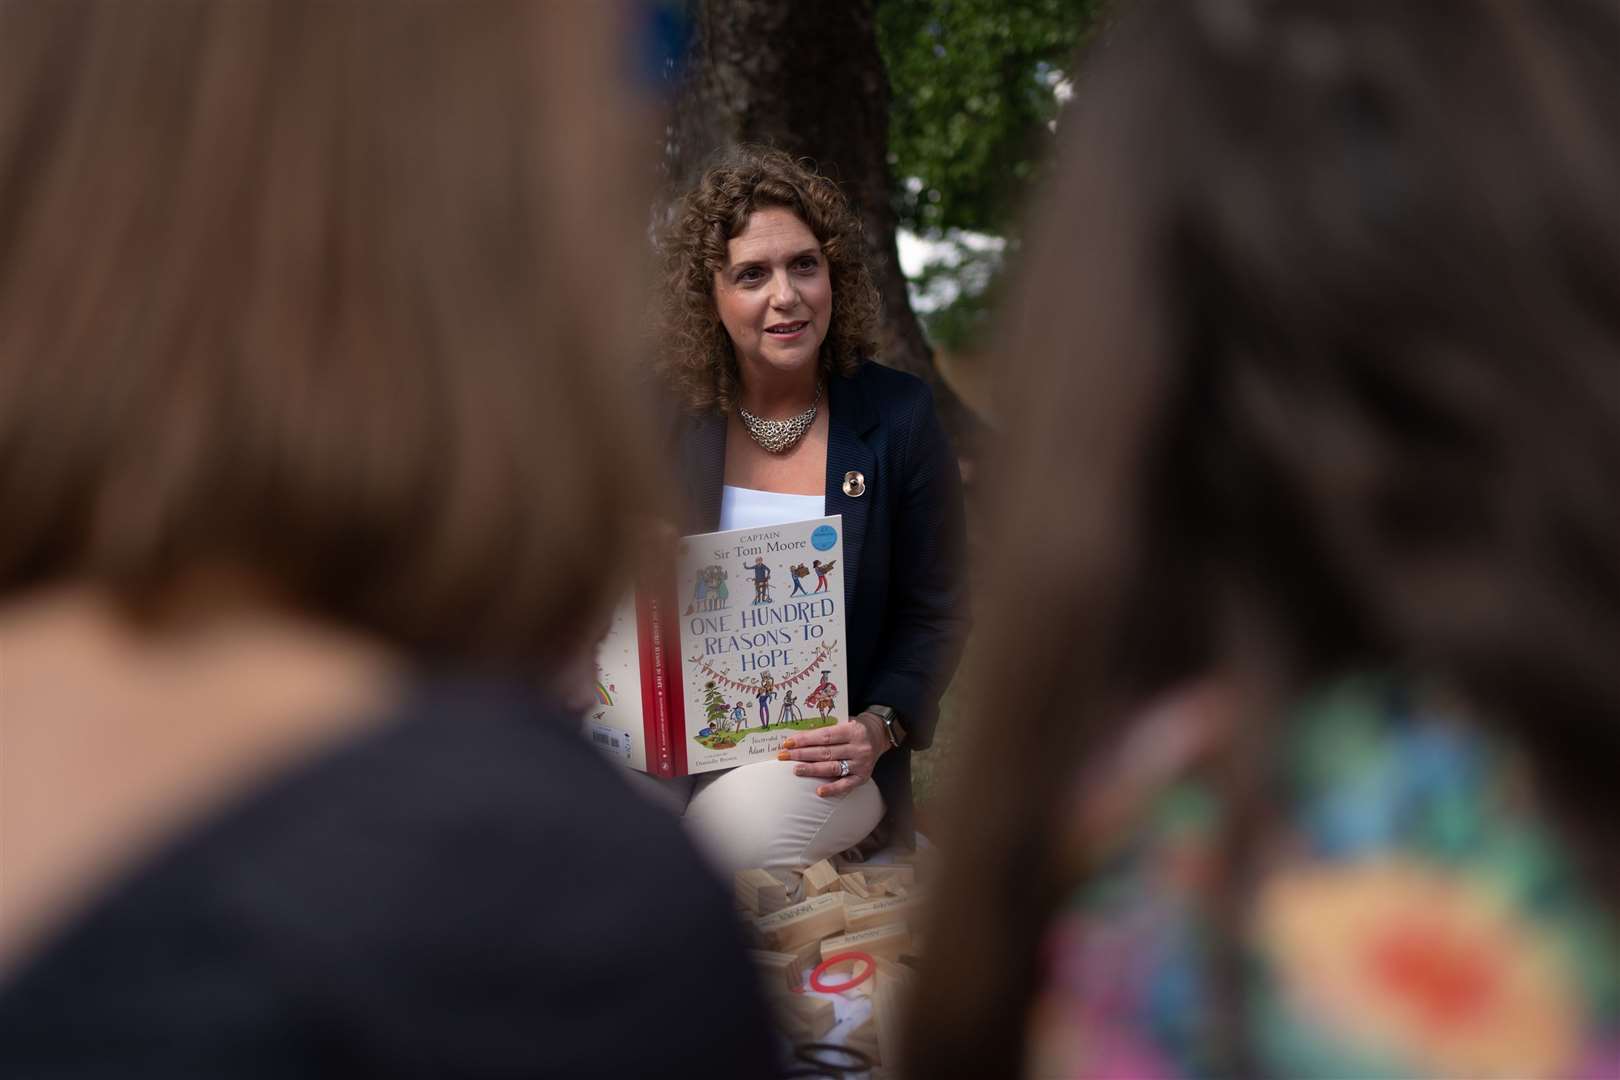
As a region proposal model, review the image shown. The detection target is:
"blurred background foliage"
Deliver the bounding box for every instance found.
[878,0,1108,353]
[880,0,1105,235]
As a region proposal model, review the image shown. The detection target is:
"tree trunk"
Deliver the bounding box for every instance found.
[666,0,982,455]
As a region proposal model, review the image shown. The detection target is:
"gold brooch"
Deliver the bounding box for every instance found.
[842,470,866,498]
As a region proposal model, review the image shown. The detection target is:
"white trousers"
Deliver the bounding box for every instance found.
[628,760,884,879]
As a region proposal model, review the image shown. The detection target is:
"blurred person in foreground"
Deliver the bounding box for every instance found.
[907,1,1620,1077]
[0,2,774,1076]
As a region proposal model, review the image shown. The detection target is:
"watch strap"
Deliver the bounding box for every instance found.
[867,705,905,748]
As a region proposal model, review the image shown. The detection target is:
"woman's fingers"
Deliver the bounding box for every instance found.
[787,752,872,797]
[782,742,860,763]
[785,725,881,797]
[814,775,865,798]
[778,721,881,798]
[793,759,850,779]
[777,721,873,760]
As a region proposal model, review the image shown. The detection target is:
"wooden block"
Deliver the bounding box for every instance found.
[769,989,836,1041]
[854,865,915,892]
[749,949,806,993]
[838,871,871,899]
[886,848,934,885]
[787,936,822,981]
[802,858,842,896]
[844,894,920,934]
[872,968,908,1069]
[819,921,911,964]
[874,954,917,987]
[755,893,846,951]
[734,868,788,916]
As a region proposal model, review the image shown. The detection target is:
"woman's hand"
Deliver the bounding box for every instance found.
[777,712,889,798]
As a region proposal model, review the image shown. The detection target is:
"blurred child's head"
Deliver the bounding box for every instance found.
[0,0,667,665]
[914,2,1620,1075]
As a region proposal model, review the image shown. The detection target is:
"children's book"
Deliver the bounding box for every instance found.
[586,515,848,777]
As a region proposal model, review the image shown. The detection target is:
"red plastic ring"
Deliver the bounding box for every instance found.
[809,950,876,994]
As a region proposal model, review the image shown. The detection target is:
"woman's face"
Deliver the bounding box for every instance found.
[712,207,832,385]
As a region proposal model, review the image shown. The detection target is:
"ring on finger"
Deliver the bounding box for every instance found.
[837,759,851,779]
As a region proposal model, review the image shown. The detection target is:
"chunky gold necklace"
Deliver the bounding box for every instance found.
[737,381,822,454]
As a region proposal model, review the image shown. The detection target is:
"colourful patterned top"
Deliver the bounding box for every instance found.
[1027,676,1620,1079]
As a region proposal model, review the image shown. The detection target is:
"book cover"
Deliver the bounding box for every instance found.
[587,514,848,776]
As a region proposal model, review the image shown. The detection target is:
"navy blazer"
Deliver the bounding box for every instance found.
[672,361,970,839]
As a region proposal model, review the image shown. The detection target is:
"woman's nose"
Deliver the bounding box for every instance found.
[769,273,797,307]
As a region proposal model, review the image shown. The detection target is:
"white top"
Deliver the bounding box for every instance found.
[718,485,825,531]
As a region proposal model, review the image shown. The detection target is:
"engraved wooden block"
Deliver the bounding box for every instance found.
[802,858,842,897]
[754,892,846,951]
[819,920,911,964]
[734,868,788,916]
[844,894,921,934]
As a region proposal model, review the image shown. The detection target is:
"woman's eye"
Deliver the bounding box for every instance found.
[737,268,763,284]
[794,257,819,272]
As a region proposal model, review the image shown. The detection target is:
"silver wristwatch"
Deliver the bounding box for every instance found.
[866,704,906,749]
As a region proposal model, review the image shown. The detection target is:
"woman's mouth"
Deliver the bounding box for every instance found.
[766,321,808,338]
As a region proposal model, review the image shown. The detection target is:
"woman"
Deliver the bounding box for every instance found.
[0,3,774,1075]
[653,146,969,874]
[908,2,1620,1078]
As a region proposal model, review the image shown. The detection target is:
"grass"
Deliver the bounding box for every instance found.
[692,714,837,749]
[910,678,961,820]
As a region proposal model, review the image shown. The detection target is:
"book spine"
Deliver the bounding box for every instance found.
[665,571,689,778]
[636,587,673,777]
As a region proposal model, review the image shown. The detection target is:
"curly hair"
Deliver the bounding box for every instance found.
[658,146,880,414]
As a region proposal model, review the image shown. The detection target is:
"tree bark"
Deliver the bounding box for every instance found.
[666,0,982,455]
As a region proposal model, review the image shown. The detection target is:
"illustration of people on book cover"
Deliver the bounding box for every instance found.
[681,518,847,772]
[684,564,728,615]
[587,516,850,776]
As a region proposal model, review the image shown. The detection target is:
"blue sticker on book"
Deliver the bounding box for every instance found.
[811,525,837,551]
